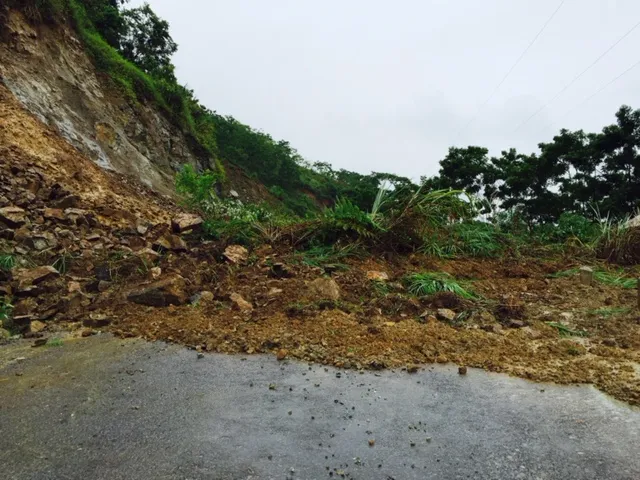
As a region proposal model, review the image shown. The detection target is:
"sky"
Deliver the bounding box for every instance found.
[132,0,640,181]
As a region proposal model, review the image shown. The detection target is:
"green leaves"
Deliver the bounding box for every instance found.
[405,272,476,299]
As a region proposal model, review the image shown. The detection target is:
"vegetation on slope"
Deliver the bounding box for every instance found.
[7,0,640,241]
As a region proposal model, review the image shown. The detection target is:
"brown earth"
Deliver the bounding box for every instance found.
[1,80,640,407]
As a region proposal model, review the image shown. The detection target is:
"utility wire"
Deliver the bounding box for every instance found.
[454,0,566,144]
[536,58,640,137]
[512,19,640,133]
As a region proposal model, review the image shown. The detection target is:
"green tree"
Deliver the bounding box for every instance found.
[120,3,177,79]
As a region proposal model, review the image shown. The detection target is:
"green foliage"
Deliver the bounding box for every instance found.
[46,337,64,347]
[297,244,363,271]
[551,267,637,289]
[176,164,220,208]
[532,213,600,244]
[320,198,382,240]
[0,297,13,327]
[120,3,177,79]
[421,222,503,258]
[9,0,67,23]
[405,272,475,299]
[546,322,588,338]
[0,254,16,272]
[588,307,631,318]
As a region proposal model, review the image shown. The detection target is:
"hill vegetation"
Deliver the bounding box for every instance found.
[7,0,640,261]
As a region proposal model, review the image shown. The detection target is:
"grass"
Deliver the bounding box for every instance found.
[0,254,16,272]
[546,322,588,338]
[45,337,64,347]
[52,252,72,274]
[551,268,638,289]
[588,307,632,318]
[297,244,363,271]
[405,272,476,299]
[0,297,13,325]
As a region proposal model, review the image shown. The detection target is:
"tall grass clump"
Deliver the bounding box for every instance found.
[405,272,475,299]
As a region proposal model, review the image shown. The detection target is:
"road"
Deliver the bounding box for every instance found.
[1,334,638,479]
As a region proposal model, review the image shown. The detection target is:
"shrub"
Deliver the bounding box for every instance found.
[176,164,220,208]
[405,272,475,299]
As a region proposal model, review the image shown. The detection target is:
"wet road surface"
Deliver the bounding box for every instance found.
[1,334,639,479]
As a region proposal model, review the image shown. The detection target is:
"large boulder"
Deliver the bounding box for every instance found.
[127,275,187,307]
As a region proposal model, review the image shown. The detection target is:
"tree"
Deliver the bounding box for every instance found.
[120,3,177,80]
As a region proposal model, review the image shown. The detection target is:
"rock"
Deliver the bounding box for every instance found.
[25,232,57,251]
[229,190,240,198]
[135,218,150,235]
[0,206,28,228]
[368,439,375,447]
[127,275,187,307]
[199,291,214,302]
[81,329,96,337]
[32,338,48,347]
[52,195,80,209]
[190,290,214,304]
[366,271,389,281]
[13,266,59,289]
[276,349,287,360]
[308,277,341,301]
[94,264,112,282]
[436,308,456,322]
[506,319,526,328]
[230,292,253,312]
[97,281,111,292]
[407,364,419,374]
[82,314,112,328]
[267,287,283,297]
[137,248,160,263]
[64,208,89,226]
[85,232,101,241]
[171,213,203,233]
[559,312,573,321]
[149,267,162,279]
[152,234,187,252]
[269,263,292,278]
[579,266,593,286]
[224,245,248,264]
[29,320,46,333]
[481,323,504,334]
[458,366,468,375]
[44,208,65,221]
[12,316,32,331]
[68,281,81,293]
[602,338,617,347]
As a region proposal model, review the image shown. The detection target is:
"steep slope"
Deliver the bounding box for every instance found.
[0,8,272,202]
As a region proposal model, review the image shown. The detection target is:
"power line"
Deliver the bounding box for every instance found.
[536,58,640,137]
[454,0,566,144]
[512,19,640,134]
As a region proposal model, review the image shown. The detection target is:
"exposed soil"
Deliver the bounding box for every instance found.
[1,81,640,407]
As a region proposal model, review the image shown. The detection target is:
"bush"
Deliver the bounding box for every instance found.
[176,164,220,208]
[405,272,475,299]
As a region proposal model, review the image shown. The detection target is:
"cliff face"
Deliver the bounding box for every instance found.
[0,9,208,197]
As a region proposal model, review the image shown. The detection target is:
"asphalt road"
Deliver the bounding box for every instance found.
[1,334,638,480]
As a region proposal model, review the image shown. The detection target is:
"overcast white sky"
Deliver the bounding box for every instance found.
[133,0,640,180]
